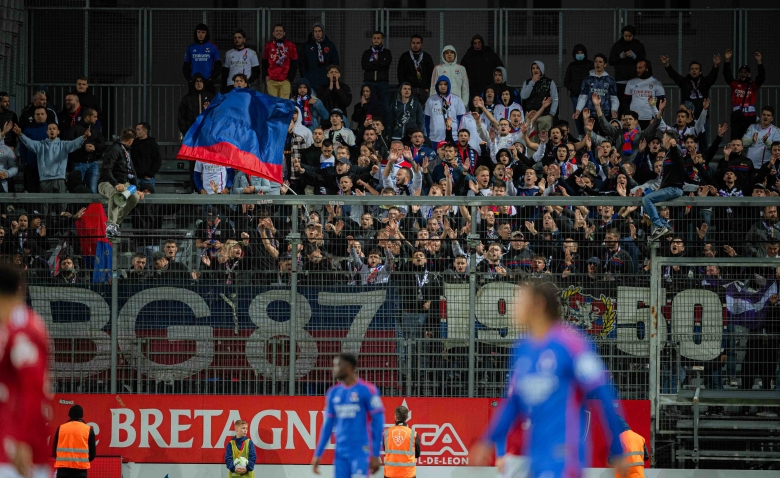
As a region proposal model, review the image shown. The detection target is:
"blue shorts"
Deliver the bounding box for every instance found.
[334,452,370,478]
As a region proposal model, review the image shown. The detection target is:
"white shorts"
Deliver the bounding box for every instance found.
[501,454,529,478]
[0,464,52,478]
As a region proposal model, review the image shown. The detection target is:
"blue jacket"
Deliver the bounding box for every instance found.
[576,70,619,115]
[301,34,340,92]
[18,123,48,167]
[232,170,279,195]
[224,436,256,473]
[293,78,330,131]
[18,134,84,181]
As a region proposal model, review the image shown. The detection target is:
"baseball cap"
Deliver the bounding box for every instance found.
[152,251,167,261]
[753,183,767,191]
[510,230,525,238]
[587,257,600,266]
[336,156,351,165]
[330,108,344,117]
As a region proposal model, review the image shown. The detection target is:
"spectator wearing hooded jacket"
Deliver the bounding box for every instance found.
[177,74,213,190]
[291,78,329,131]
[490,67,519,104]
[461,34,503,104]
[724,49,765,140]
[301,23,340,93]
[183,23,222,93]
[574,53,619,124]
[390,82,425,141]
[262,24,299,99]
[564,45,594,132]
[425,76,466,143]
[608,25,646,112]
[429,45,469,102]
[520,60,559,132]
[397,35,435,103]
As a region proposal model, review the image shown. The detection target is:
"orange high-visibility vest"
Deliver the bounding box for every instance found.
[616,429,646,478]
[54,421,91,469]
[383,425,417,478]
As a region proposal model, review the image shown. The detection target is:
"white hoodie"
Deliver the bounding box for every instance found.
[293,106,313,147]
[429,45,469,101]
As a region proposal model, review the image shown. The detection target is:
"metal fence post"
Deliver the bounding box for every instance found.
[558,11,563,85]
[83,6,89,77]
[110,238,119,394]
[677,11,683,73]
[467,206,478,398]
[141,8,148,119]
[288,204,300,394]
[439,12,444,62]
[648,243,660,466]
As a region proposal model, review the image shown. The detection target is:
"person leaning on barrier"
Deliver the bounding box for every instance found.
[52,405,96,478]
[383,406,420,478]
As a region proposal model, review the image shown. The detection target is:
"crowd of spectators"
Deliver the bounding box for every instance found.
[1,21,779,394]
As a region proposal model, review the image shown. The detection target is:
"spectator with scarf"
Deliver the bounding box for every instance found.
[724,49,765,140]
[661,53,720,122]
[301,23,340,93]
[390,82,425,141]
[291,78,329,131]
[361,30,393,124]
[262,24,299,99]
[397,35,435,103]
[425,75,466,143]
[594,92,665,162]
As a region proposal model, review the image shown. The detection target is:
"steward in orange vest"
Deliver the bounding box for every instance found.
[383,406,421,478]
[52,405,96,478]
[610,418,648,478]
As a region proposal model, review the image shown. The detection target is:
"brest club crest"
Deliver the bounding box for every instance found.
[391,428,408,446]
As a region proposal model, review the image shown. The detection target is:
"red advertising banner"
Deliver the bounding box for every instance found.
[51,394,649,467]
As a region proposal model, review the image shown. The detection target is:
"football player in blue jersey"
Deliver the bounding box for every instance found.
[312,353,385,478]
[472,281,628,478]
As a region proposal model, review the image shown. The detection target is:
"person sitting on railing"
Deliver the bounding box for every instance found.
[97,128,143,238]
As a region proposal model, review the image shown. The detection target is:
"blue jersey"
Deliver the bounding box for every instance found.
[184,41,221,79]
[485,324,625,478]
[315,379,385,459]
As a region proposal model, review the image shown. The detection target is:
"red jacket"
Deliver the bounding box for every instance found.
[262,38,298,82]
[75,203,109,255]
[724,62,765,118]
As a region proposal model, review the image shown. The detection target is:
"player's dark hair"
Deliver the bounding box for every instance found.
[522,280,561,320]
[0,263,23,296]
[338,353,358,369]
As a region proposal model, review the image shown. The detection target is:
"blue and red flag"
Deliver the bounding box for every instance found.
[177,88,294,184]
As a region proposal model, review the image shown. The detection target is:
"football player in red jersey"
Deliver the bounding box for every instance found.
[0,264,53,478]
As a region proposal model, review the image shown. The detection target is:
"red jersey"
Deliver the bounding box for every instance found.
[729,79,761,118]
[262,38,298,82]
[0,305,52,465]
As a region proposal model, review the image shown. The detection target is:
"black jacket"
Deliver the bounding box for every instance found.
[0,109,19,148]
[609,37,646,82]
[18,104,57,130]
[99,140,138,186]
[317,82,352,114]
[76,90,101,113]
[67,120,106,164]
[665,63,719,117]
[396,49,435,90]
[460,34,504,96]
[395,261,439,313]
[659,146,686,189]
[131,136,162,179]
[177,78,214,136]
[361,47,393,83]
[563,44,594,97]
